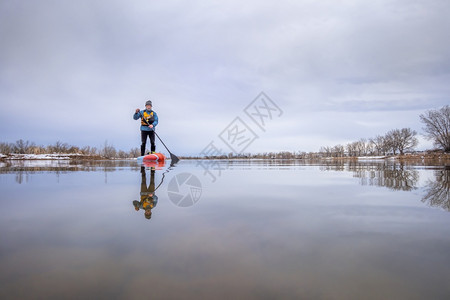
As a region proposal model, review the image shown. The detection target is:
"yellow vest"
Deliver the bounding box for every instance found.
[141,111,154,126]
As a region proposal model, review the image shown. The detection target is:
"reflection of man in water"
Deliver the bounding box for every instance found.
[133,166,158,219]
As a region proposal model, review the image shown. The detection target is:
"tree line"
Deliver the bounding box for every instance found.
[318,105,450,157]
[0,140,140,159]
[319,127,418,158]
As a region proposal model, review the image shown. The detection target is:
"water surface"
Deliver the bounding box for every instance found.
[1,159,449,299]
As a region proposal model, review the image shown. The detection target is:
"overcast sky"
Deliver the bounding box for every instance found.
[1,0,449,156]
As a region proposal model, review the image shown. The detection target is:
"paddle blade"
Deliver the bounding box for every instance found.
[170,153,180,164]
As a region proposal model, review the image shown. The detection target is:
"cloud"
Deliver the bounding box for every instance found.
[1,0,449,155]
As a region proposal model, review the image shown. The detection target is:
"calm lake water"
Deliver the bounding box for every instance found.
[1,159,449,299]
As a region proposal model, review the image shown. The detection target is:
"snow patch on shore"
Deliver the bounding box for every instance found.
[357,156,387,160]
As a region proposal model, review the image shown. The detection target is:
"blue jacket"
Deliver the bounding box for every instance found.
[133,109,159,131]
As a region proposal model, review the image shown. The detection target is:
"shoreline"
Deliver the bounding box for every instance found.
[1,153,449,164]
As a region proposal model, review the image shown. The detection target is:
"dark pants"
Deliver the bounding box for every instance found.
[141,130,155,156]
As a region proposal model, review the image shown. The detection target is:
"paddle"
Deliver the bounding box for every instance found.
[141,116,180,164]
[154,131,179,164]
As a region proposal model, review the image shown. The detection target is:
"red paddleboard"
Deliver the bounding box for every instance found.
[137,153,166,162]
[144,153,165,161]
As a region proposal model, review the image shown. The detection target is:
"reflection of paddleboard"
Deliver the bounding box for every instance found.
[141,160,165,169]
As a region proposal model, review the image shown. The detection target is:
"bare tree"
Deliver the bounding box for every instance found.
[370,135,388,156]
[346,142,358,157]
[332,144,345,157]
[420,105,450,152]
[129,147,140,158]
[14,139,35,154]
[385,128,418,155]
[117,150,128,158]
[101,141,117,158]
[383,131,396,154]
[319,146,332,157]
[398,128,418,154]
[47,141,70,153]
[356,138,368,156]
[365,140,374,156]
[0,142,13,154]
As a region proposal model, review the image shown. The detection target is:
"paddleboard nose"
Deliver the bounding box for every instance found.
[137,153,166,162]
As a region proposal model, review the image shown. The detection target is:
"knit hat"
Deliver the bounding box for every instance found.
[145,100,152,106]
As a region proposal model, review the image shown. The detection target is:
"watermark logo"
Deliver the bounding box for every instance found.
[196,141,229,182]
[219,117,258,153]
[244,92,283,132]
[167,173,202,207]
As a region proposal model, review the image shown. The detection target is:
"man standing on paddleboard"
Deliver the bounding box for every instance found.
[133,100,159,156]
